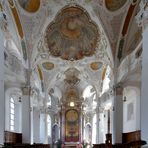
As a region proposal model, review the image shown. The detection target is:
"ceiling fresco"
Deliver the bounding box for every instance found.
[45,6,99,61]
[105,0,127,11]
[90,62,103,71]
[42,62,54,71]
[18,0,40,13]
[64,68,80,86]
[2,0,141,118]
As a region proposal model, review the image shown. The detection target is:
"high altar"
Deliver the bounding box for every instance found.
[61,108,82,145]
[60,86,83,146]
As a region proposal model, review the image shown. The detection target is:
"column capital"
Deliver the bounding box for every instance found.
[136,0,148,30]
[114,83,123,96]
[22,86,31,95]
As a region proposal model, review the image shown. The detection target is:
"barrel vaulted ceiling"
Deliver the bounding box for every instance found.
[2,0,141,113]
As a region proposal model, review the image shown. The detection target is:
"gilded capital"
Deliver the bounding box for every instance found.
[22,86,31,95]
[115,83,123,96]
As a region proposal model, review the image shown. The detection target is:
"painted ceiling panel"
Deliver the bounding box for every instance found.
[45,6,100,61]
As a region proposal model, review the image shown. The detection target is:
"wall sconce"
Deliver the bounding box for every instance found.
[123,96,126,102]
[18,96,21,102]
[112,106,115,111]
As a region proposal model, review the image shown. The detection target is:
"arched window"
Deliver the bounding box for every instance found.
[47,115,51,136]
[5,88,22,133]
[10,97,15,131]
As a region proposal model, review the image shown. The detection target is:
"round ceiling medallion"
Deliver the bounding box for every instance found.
[45,6,99,61]
[105,0,127,11]
[18,0,40,13]
[42,62,54,70]
[90,62,103,70]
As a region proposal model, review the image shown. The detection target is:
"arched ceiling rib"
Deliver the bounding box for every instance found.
[28,2,114,109]
[2,0,140,112]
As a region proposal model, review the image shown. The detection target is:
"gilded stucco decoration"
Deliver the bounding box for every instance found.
[66,88,79,100]
[45,6,99,61]
[64,68,80,86]
[105,0,127,11]
[42,62,54,70]
[90,62,103,70]
[18,0,40,13]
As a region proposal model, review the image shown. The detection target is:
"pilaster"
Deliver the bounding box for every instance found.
[136,0,148,145]
[112,84,123,144]
[21,86,31,143]
[0,11,5,145]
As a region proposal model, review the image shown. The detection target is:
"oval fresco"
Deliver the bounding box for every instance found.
[105,0,127,11]
[45,6,99,61]
[18,0,40,13]
[90,62,103,70]
[42,62,54,70]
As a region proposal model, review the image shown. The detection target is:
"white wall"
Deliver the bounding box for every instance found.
[98,113,106,143]
[15,102,22,133]
[0,28,5,145]
[5,93,10,131]
[123,86,140,133]
[22,95,31,143]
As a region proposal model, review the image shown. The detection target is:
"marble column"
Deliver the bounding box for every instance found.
[0,14,5,145]
[22,87,31,143]
[96,112,100,144]
[112,84,123,144]
[81,112,84,143]
[33,108,40,143]
[136,1,148,145]
[44,114,48,144]
[40,113,46,143]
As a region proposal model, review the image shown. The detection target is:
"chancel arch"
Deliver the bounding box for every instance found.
[5,87,22,133]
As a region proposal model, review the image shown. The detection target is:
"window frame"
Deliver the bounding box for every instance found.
[9,97,15,131]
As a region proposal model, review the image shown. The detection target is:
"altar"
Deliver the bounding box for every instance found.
[60,88,82,145]
[64,142,80,148]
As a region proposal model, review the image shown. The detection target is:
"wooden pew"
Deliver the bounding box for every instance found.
[4,131,22,145]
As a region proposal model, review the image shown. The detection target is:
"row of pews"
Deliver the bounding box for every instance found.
[4,143,50,148]
[4,131,50,148]
[93,131,147,148]
[93,140,147,148]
